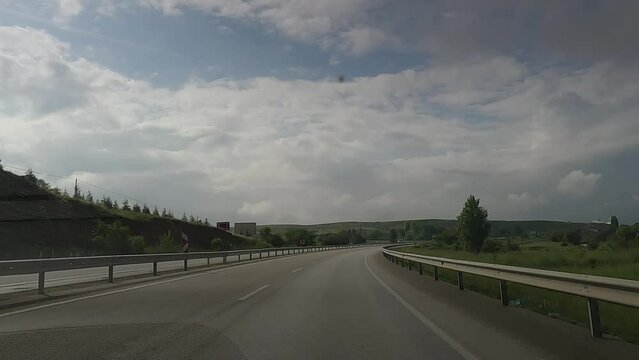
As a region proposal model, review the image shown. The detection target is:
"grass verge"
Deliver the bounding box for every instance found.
[399,241,639,344]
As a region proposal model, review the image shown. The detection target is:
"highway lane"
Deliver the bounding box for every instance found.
[0,247,637,359]
[0,252,277,294]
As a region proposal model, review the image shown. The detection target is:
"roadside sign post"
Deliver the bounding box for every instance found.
[182,232,189,271]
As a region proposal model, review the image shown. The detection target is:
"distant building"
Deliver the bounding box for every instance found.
[234,222,257,237]
[216,221,230,231]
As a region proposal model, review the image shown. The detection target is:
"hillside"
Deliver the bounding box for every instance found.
[0,168,238,259]
[262,219,609,239]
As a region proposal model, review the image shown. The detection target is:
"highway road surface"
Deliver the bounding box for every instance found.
[1,247,637,359]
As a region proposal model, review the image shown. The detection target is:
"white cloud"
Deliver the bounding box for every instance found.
[92,0,639,61]
[216,25,233,34]
[506,192,546,210]
[237,200,274,217]
[557,170,602,197]
[1,26,639,223]
[54,0,84,24]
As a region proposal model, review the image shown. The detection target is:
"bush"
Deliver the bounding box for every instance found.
[130,235,146,253]
[481,239,502,253]
[560,241,568,247]
[505,239,521,251]
[91,221,145,254]
[158,230,177,253]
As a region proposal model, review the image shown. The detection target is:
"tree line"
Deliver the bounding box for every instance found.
[23,169,211,226]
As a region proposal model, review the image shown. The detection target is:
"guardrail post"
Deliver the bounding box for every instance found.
[223,255,227,264]
[587,298,603,338]
[207,258,210,266]
[153,262,158,276]
[38,272,45,294]
[250,253,253,260]
[457,271,464,290]
[408,260,412,271]
[183,260,188,271]
[499,280,509,306]
[108,265,114,283]
[433,266,439,281]
[259,252,262,259]
[418,263,422,275]
[238,254,241,262]
[401,258,405,268]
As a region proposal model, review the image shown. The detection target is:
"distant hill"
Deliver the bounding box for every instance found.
[0,168,238,259]
[261,219,609,239]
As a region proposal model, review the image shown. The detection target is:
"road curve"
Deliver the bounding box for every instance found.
[0,247,637,359]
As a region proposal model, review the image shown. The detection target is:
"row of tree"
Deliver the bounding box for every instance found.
[23,169,211,226]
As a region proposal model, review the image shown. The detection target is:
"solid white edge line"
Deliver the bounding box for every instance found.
[0,247,351,319]
[364,253,480,360]
[238,285,270,301]
[0,259,269,320]
[291,267,303,273]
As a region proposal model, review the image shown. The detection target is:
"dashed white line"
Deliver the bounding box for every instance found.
[291,267,303,273]
[238,285,270,301]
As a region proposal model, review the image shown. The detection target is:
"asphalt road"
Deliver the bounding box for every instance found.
[0,252,264,294]
[0,247,637,359]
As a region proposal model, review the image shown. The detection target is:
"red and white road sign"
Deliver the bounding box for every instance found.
[181,232,189,252]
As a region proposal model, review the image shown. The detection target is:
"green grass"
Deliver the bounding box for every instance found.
[399,240,639,344]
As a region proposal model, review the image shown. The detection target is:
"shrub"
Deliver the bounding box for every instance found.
[91,221,145,254]
[505,239,521,251]
[158,230,177,253]
[481,239,502,253]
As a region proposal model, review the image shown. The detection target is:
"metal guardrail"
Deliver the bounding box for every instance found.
[383,244,639,338]
[0,243,383,294]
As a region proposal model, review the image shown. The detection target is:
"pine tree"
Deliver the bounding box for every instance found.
[204,218,210,226]
[181,212,188,221]
[161,208,167,217]
[189,214,196,223]
[132,203,141,213]
[85,191,94,203]
[142,204,151,214]
[113,200,120,210]
[152,206,159,216]
[121,199,131,211]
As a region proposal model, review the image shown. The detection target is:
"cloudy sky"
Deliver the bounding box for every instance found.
[1,0,638,224]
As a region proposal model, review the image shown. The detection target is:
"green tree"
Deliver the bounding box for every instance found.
[142,204,151,214]
[259,226,273,239]
[91,221,145,254]
[152,206,160,216]
[611,216,619,230]
[389,228,398,243]
[101,196,113,209]
[121,199,131,211]
[181,212,188,221]
[285,228,316,246]
[204,218,210,226]
[404,222,412,240]
[112,200,119,210]
[161,208,167,217]
[158,230,177,253]
[85,191,93,203]
[457,195,491,253]
[132,203,141,213]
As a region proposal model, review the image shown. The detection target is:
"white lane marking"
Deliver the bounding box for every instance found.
[0,249,336,319]
[291,267,303,273]
[0,260,265,319]
[364,254,479,360]
[238,285,270,301]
